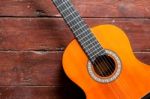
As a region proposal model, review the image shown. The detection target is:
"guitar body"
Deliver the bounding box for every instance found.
[63,25,150,99]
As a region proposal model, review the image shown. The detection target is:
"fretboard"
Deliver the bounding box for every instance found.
[52,0,105,62]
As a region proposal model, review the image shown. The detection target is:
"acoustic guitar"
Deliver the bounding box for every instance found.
[52,0,150,98]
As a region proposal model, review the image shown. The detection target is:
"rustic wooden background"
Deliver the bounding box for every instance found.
[0,0,149,99]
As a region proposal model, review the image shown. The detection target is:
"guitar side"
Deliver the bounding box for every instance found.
[63,24,150,99]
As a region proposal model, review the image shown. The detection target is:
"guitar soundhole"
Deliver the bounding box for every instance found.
[93,55,116,77]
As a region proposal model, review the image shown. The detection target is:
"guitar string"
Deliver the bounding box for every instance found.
[54,0,117,81]
[59,0,116,76]
[54,0,116,83]
[53,0,111,82]
[54,0,135,98]
[98,34,132,98]
[59,0,115,77]
[53,0,111,76]
[52,0,124,97]
[55,1,121,97]
[54,0,134,98]
[64,1,133,97]
[56,1,110,76]
[55,0,127,98]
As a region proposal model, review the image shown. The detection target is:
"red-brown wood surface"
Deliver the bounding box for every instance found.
[0,0,149,99]
[0,0,150,17]
[0,18,149,52]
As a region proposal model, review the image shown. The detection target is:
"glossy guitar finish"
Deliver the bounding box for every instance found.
[63,25,150,99]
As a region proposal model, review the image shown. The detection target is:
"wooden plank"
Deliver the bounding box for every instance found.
[0,1,149,99]
[0,51,149,86]
[0,51,63,86]
[0,86,85,99]
[0,0,149,17]
[135,52,150,64]
[0,18,149,51]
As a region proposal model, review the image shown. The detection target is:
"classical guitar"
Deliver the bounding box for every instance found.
[52,0,150,98]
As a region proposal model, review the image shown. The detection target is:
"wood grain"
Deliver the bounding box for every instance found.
[0,18,149,52]
[0,0,149,98]
[0,51,62,86]
[0,86,85,99]
[0,0,150,17]
[0,51,149,86]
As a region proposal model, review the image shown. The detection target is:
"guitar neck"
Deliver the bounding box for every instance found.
[52,0,105,62]
[52,0,91,38]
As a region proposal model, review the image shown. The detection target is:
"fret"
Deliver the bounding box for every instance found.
[74,24,87,33]
[60,6,74,17]
[86,46,101,56]
[90,48,105,57]
[64,10,76,19]
[61,5,73,14]
[53,0,64,6]
[67,14,80,24]
[81,40,97,50]
[88,48,101,57]
[76,29,89,37]
[67,15,82,27]
[90,49,105,58]
[88,46,102,55]
[56,0,69,8]
[79,32,93,41]
[90,50,106,59]
[59,4,74,16]
[80,36,95,45]
[80,42,101,54]
[90,51,100,59]
[83,43,96,50]
[84,42,100,51]
[70,20,84,29]
[52,0,105,61]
